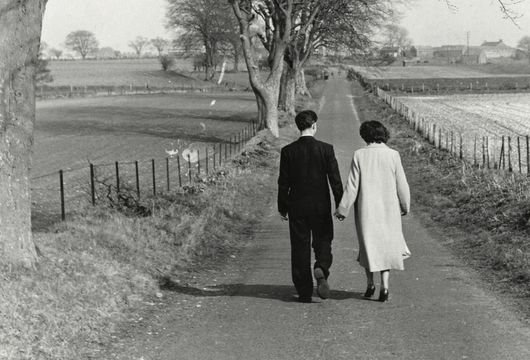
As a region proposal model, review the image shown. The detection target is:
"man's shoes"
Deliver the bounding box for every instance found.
[314,267,330,299]
[298,296,312,303]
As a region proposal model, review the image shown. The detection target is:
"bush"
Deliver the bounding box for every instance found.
[159,55,175,71]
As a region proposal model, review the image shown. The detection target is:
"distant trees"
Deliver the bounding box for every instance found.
[382,24,412,49]
[49,48,63,59]
[129,36,150,58]
[167,0,240,80]
[36,42,53,84]
[517,36,530,63]
[151,37,170,56]
[65,30,99,59]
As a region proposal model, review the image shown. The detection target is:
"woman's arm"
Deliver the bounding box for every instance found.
[336,153,360,217]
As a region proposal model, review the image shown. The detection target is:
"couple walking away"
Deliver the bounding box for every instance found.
[278,110,411,303]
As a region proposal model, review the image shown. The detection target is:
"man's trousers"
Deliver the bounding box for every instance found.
[289,213,333,299]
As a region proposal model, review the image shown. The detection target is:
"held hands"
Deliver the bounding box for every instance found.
[334,210,345,221]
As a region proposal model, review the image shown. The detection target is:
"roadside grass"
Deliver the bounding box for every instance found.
[0,129,286,359]
[353,84,530,319]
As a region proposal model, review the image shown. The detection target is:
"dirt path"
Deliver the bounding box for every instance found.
[104,78,530,360]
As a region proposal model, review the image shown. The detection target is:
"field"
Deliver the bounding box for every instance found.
[32,91,257,227]
[390,92,530,171]
[351,65,530,93]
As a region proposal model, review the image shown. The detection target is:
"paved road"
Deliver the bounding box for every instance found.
[107,78,530,360]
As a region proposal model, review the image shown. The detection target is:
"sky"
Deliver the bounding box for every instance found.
[41,0,530,53]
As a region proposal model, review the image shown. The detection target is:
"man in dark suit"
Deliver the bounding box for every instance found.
[278,110,343,303]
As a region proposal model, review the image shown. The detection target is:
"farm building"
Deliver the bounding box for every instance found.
[462,46,488,64]
[480,39,516,59]
[434,45,466,61]
[416,46,435,59]
[379,46,401,58]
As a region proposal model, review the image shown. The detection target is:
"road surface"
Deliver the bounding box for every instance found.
[104,78,530,360]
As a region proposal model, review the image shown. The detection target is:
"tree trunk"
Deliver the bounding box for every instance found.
[232,42,240,72]
[0,0,47,267]
[296,68,311,98]
[279,63,296,116]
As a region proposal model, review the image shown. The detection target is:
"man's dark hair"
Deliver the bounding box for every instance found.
[295,110,318,131]
[359,121,390,144]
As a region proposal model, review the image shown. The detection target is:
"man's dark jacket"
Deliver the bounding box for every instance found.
[278,136,343,219]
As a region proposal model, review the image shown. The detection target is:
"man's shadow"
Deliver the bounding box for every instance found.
[160,277,365,303]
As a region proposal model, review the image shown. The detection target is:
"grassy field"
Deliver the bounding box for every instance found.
[32,91,257,227]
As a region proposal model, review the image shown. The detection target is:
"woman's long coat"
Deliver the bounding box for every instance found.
[337,143,411,272]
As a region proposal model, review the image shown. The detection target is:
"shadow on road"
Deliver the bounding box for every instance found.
[160,277,365,302]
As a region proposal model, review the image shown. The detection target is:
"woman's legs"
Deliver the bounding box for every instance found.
[380,270,390,290]
[365,268,374,286]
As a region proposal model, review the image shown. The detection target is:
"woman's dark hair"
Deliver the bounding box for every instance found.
[359,121,390,144]
[295,110,318,131]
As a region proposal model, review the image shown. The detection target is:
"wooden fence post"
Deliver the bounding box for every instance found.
[473,136,477,166]
[151,159,157,195]
[517,137,522,174]
[135,161,140,198]
[459,133,463,160]
[90,164,95,205]
[166,157,170,191]
[59,170,65,221]
[508,136,513,172]
[527,136,529,176]
[197,150,201,175]
[177,156,182,186]
[115,161,120,196]
[187,154,192,183]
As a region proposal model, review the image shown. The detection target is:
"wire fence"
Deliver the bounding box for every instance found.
[36,80,246,100]
[375,87,530,175]
[31,121,257,226]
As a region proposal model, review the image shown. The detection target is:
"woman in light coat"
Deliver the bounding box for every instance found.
[335,121,410,302]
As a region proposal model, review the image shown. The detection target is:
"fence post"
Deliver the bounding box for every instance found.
[482,137,486,168]
[152,159,156,196]
[205,147,209,175]
[166,157,170,191]
[473,136,477,166]
[59,170,65,221]
[115,161,120,196]
[177,156,182,186]
[197,150,201,175]
[486,137,490,169]
[508,137,512,172]
[219,143,222,165]
[459,133,464,160]
[500,137,505,170]
[90,164,95,206]
[187,154,192,183]
[135,161,140,198]
[527,136,529,176]
[451,131,454,155]
[225,141,228,159]
[518,137,522,174]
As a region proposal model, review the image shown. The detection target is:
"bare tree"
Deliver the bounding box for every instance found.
[167,0,239,80]
[0,0,47,267]
[382,24,412,49]
[279,0,393,115]
[129,36,150,58]
[65,30,99,59]
[49,48,63,60]
[518,36,530,63]
[151,37,170,56]
[228,0,295,137]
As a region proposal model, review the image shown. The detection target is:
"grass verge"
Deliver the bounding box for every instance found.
[0,130,288,359]
[352,82,530,320]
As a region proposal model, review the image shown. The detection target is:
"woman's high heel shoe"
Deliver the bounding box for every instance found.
[378,289,389,302]
[364,285,376,298]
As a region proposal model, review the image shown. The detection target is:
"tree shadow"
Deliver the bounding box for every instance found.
[159,277,365,303]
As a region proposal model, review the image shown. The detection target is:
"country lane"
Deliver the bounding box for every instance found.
[104,77,530,360]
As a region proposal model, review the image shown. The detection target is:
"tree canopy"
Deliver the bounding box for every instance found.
[65,30,98,59]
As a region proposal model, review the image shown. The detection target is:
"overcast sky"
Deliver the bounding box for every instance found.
[41,0,530,52]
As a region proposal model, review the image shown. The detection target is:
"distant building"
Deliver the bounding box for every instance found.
[434,45,466,62]
[479,39,516,59]
[379,46,401,58]
[462,46,487,64]
[415,46,435,59]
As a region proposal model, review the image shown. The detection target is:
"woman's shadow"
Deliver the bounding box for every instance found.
[160,277,365,302]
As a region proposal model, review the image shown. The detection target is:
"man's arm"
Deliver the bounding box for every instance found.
[326,145,343,209]
[278,147,290,218]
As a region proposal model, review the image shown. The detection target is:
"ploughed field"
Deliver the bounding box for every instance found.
[352,65,530,92]
[395,93,530,170]
[32,91,256,227]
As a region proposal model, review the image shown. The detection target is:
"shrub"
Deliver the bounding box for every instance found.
[159,55,175,71]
